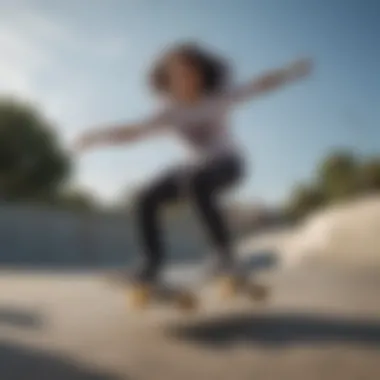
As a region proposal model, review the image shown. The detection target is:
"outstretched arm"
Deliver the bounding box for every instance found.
[228,58,313,103]
[74,110,171,153]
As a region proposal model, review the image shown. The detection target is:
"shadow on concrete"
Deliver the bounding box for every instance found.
[168,312,380,349]
[0,342,123,380]
[0,307,44,329]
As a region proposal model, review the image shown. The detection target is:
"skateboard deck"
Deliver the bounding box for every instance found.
[107,251,275,314]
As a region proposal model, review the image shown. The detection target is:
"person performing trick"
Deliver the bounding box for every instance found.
[75,42,313,300]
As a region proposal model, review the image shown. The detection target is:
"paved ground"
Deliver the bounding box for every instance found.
[1,262,380,380]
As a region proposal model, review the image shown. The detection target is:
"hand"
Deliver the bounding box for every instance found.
[73,130,104,154]
[287,58,313,80]
[73,126,133,154]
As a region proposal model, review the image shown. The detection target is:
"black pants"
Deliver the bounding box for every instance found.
[135,153,244,283]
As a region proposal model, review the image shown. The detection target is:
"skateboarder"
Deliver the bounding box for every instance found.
[75,42,312,289]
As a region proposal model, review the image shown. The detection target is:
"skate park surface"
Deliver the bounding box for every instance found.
[1,196,380,380]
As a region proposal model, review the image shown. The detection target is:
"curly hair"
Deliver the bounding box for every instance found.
[149,42,231,95]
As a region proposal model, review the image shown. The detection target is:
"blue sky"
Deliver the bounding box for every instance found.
[0,0,379,205]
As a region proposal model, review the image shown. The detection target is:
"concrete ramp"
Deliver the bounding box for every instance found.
[1,263,380,380]
[241,195,380,269]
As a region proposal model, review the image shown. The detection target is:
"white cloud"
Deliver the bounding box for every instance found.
[0,2,134,202]
[0,2,129,122]
[0,4,75,109]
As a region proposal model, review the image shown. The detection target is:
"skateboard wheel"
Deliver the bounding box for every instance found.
[218,276,240,299]
[175,292,198,312]
[129,285,151,309]
[247,283,269,301]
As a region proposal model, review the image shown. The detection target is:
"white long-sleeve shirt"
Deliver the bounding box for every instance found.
[139,83,255,161]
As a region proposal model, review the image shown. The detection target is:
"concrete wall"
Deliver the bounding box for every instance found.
[0,203,209,268]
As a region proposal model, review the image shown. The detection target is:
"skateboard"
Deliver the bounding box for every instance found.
[108,253,273,313]
[127,282,199,312]
[123,274,270,314]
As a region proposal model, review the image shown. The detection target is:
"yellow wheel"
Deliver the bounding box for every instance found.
[218,276,241,299]
[175,291,198,312]
[128,284,152,309]
[247,283,269,302]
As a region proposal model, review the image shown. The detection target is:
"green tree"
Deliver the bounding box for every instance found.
[316,150,359,201]
[287,183,325,220]
[359,157,380,192]
[0,98,71,202]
